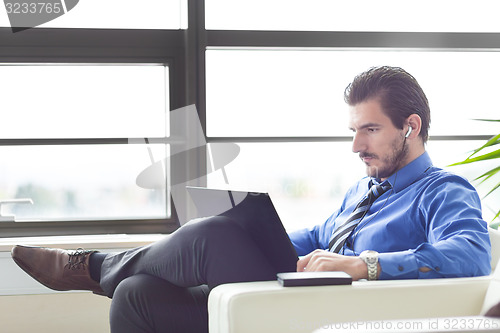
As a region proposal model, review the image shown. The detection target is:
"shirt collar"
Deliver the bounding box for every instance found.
[371,151,433,193]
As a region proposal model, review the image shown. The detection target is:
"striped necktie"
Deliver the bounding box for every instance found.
[328,180,392,253]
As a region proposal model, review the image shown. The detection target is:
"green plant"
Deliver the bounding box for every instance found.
[449,119,500,227]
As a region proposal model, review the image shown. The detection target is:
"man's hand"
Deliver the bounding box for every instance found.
[296,249,373,281]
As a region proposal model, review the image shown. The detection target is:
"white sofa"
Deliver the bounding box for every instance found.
[208,228,500,333]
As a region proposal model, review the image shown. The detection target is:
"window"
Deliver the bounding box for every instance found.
[207,49,500,137]
[1,65,167,139]
[203,3,500,230]
[207,141,499,231]
[0,64,169,222]
[2,2,498,237]
[205,46,500,229]
[0,26,185,237]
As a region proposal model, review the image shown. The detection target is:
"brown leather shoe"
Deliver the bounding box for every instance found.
[11,245,104,295]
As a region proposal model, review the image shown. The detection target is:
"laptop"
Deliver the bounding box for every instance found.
[186,186,298,275]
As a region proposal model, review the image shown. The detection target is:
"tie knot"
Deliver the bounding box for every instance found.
[369,180,392,199]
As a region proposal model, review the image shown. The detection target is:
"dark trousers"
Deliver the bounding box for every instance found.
[110,275,210,333]
[102,215,297,333]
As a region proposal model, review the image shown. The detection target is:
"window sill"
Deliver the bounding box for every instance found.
[0,233,165,252]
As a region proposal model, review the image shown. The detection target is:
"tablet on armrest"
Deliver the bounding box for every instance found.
[277,271,352,287]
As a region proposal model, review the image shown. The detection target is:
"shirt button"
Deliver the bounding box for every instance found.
[398,265,404,271]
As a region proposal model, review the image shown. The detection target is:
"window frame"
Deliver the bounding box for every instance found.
[3,0,500,237]
[0,27,191,237]
[198,2,500,225]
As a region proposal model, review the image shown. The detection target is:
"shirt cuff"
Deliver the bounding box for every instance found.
[378,250,419,279]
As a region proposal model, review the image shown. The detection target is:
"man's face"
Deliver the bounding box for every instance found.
[349,99,408,180]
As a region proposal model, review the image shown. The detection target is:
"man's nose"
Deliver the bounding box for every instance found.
[351,133,366,153]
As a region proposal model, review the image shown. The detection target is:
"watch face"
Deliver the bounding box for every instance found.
[365,257,377,264]
[360,250,378,263]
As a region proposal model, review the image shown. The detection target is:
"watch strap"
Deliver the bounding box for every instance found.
[360,250,378,281]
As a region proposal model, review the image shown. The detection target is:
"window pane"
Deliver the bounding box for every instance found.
[0,144,168,221]
[206,0,500,32]
[0,0,186,29]
[207,141,498,231]
[0,64,168,139]
[206,50,499,137]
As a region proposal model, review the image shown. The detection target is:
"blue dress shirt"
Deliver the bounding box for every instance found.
[288,151,491,279]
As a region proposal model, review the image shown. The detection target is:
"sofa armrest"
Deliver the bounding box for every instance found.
[208,276,492,333]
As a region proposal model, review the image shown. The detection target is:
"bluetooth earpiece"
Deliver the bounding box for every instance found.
[405,126,413,138]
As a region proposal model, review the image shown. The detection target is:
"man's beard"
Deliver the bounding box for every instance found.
[361,137,409,180]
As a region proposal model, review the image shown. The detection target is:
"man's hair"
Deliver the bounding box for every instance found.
[344,66,431,142]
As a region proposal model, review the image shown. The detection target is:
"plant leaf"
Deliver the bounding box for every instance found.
[467,133,500,159]
[472,119,500,122]
[494,209,500,221]
[474,166,500,184]
[449,118,500,224]
[483,181,500,198]
[449,147,500,166]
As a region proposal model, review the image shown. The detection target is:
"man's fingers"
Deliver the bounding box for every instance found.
[296,253,312,272]
[297,249,330,272]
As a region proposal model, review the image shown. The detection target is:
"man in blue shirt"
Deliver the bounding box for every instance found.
[291,66,491,280]
[11,66,491,332]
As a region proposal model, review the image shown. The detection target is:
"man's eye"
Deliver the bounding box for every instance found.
[367,128,377,132]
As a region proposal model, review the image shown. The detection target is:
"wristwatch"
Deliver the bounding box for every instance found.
[359,250,379,280]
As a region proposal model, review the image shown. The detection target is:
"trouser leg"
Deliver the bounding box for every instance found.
[109,274,209,333]
[100,215,295,297]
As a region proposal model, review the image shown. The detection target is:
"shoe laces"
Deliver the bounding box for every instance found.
[67,248,92,270]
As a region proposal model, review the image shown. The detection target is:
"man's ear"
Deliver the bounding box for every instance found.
[406,114,422,139]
